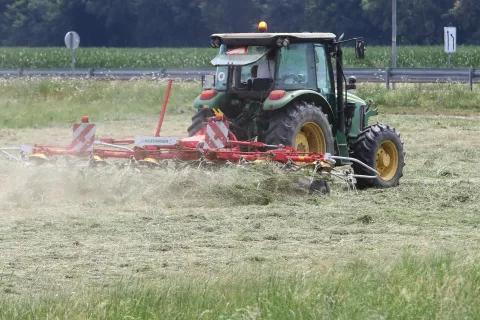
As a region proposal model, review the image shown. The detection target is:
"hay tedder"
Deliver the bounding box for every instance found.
[0,79,378,190]
[0,24,405,191]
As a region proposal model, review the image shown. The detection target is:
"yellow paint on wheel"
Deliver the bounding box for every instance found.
[139,157,160,167]
[376,141,399,180]
[295,131,309,152]
[93,155,105,162]
[30,153,48,160]
[295,122,326,153]
[29,153,48,165]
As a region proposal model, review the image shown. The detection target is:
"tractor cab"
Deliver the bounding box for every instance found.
[210,43,326,99]
[201,32,337,104]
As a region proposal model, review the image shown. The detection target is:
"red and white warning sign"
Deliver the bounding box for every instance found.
[204,121,229,149]
[226,46,248,55]
[71,123,96,152]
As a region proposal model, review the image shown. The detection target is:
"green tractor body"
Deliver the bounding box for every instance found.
[190,32,404,188]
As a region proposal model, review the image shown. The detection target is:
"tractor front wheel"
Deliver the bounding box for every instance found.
[351,124,405,188]
[264,101,335,154]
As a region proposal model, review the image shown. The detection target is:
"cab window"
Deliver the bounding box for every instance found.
[275,43,311,90]
[314,44,331,94]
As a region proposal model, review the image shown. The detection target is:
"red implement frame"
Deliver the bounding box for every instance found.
[27,80,331,167]
[155,78,173,137]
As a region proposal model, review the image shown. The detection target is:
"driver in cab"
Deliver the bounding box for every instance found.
[257,50,276,79]
[249,49,275,91]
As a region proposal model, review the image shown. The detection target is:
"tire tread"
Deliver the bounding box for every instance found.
[265,100,334,154]
[351,124,405,188]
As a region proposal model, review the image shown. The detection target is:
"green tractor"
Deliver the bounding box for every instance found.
[189,28,405,188]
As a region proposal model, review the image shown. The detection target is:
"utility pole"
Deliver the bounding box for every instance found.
[392,0,397,68]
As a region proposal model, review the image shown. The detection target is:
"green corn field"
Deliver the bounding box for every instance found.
[1,46,480,69]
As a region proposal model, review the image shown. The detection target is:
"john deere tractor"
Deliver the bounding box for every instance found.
[189,26,404,188]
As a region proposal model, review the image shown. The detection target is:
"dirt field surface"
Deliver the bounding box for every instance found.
[1,113,480,298]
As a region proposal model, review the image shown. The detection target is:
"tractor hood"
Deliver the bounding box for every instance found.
[347,93,366,105]
[211,46,268,67]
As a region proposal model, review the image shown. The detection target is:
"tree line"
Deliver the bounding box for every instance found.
[0,0,478,47]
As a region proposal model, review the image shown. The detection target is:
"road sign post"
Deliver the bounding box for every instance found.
[64,31,80,77]
[392,0,397,69]
[444,27,456,69]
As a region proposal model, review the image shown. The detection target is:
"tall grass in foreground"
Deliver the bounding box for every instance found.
[0,253,478,319]
[1,46,480,69]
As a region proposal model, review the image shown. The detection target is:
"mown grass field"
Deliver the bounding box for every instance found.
[1,46,480,69]
[1,79,480,319]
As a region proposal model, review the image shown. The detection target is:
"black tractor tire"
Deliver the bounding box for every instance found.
[350,124,405,188]
[187,108,215,137]
[264,100,335,154]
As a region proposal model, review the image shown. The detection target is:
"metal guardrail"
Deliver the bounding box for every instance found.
[339,68,479,90]
[0,68,216,80]
[0,67,478,90]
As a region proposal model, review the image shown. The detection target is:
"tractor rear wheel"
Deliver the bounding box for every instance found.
[351,124,405,188]
[265,101,335,154]
[187,108,215,137]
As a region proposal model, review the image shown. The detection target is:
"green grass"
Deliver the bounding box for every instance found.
[1,253,479,319]
[355,82,480,114]
[1,46,480,69]
[0,79,479,129]
[0,78,201,128]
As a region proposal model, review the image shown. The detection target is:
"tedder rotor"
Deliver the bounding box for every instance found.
[0,78,380,193]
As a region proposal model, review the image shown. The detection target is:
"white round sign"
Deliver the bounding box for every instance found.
[218,72,225,81]
[64,31,80,49]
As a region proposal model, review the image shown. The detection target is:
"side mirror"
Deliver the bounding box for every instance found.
[355,39,365,59]
[202,74,215,89]
[346,76,357,90]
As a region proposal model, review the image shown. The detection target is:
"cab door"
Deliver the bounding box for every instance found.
[314,44,335,107]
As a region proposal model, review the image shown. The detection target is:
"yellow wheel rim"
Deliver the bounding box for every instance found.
[295,122,326,153]
[376,141,399,181]
[29,153,48,166]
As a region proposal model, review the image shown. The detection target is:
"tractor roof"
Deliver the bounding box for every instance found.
[210,32,337,46]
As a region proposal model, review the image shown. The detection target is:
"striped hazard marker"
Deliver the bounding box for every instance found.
[71,123,96,152]
[204,121,229,149]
